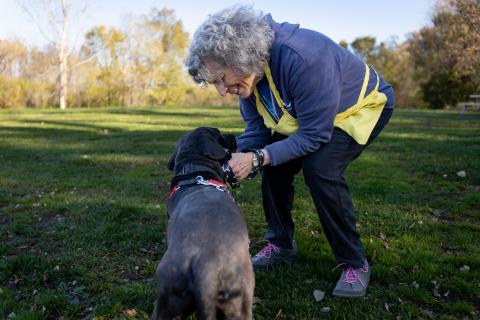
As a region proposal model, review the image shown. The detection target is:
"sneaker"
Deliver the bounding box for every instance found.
[251,240,297,270]
[332,260,370,297]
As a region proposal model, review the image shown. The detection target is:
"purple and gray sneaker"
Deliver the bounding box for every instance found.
[251,240,297,270]
[332,259,370,297]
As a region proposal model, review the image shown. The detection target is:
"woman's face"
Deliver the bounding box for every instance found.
[205,63,259,99]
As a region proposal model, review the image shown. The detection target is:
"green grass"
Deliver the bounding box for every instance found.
[1,106,479,319]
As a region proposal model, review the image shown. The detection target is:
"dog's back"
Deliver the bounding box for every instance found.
[153,187,254,320]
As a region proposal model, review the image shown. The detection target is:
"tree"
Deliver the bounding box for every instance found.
[350,36,377,64]
[338,40,349,49]
[0,40,27,77]
[19,0,90,109]
[408,0,480,108]
[121,8,189,106]
[81,26,126,106]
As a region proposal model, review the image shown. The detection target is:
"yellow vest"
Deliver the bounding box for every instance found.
[253,64,387,145]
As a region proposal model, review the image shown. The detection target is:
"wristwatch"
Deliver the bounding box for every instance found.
[251,149,264,171]
[251,152,260,170]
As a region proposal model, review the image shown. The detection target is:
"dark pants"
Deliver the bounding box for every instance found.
[262,108,393,268]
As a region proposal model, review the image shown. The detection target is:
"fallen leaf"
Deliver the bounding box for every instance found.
[411,281,420,289]
[456,170,466,178]
[384,302,390,312]
[253,296,261,305]
[275,308,282,317]
[321,307,331,313]
[379,232,386,240]
[313,289,325,302]
[122,308,137,318]
[460,265,470,272]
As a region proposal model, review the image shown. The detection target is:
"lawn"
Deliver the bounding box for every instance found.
[0,106,479,319]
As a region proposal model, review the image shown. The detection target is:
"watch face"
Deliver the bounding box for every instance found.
[252,154,259,168]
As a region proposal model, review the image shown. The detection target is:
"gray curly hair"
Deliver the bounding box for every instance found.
[187,5,274,87]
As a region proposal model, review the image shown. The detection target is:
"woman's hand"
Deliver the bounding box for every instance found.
[228,152,254,180]
[228,149,270,180]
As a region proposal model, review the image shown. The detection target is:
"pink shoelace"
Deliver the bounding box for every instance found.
[254,241,280,259]
[333,261,369,286]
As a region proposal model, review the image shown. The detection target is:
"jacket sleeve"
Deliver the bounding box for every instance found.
[236,95,272,151]
[265,46,342,165]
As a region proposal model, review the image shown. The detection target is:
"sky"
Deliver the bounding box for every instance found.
[1,0,436,49]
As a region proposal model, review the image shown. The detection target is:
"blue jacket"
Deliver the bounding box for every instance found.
[236,15,394,165]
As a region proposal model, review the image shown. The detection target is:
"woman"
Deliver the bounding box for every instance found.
[187,5,394,298]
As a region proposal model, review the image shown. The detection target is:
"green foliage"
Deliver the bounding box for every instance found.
[0,76,55,109]
[0,106,479,319]
[0,8,219,109]
[350,36,377,63]
[423,71,478,109]
[408,0,480,108]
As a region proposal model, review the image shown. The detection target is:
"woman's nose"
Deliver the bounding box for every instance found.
[215,83,228,96]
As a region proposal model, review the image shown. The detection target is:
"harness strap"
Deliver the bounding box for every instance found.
[167,176,229,201]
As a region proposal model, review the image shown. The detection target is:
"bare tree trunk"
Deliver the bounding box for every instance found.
[59,0,68,110]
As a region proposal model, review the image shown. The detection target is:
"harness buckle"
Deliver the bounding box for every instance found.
[195,176,227,192]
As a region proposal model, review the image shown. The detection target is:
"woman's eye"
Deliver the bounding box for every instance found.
[214,75,224,85]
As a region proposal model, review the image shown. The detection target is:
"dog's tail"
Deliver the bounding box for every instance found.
[191,259,219,320]
[192,258,252,320]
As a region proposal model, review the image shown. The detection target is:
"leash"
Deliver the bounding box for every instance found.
[167,176,230,201]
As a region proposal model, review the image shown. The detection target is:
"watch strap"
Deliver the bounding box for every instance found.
[254,149,264,166]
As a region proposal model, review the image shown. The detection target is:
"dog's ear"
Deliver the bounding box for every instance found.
[221,134,237,154]
[167,149,176,171]
[201,139,227,160]
[202,141,227,161]
[168,134,188,171]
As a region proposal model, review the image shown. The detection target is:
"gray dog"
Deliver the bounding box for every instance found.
[152,127,254,320]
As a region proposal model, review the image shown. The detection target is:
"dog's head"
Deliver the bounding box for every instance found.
[168,127,237,183]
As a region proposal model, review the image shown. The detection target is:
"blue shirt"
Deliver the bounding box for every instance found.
[236,15,395,165]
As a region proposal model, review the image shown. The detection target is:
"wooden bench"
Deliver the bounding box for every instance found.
[459,94,480,114]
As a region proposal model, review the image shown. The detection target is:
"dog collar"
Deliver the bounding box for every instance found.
[168,176,229,201]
